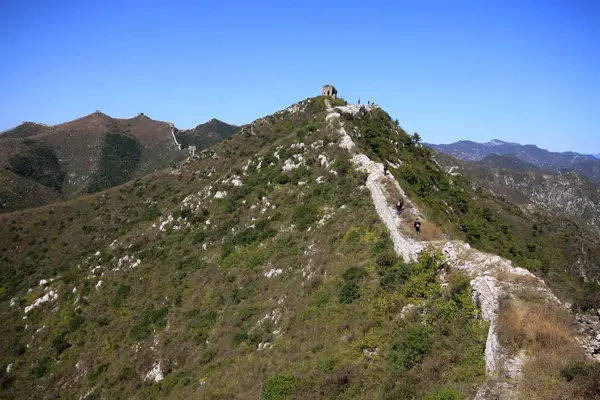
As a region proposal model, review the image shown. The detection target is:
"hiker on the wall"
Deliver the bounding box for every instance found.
[383,164,388,175]
[396,198,405,215]
[414,218,421,233]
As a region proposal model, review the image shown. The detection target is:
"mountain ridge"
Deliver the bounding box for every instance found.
[0,113,240,212]
[0,96,598,399]
[425,138,600,186]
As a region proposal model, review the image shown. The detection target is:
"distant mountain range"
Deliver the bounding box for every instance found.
[0,113,239,212]
[425,139,600,186]
[434,152,600,234]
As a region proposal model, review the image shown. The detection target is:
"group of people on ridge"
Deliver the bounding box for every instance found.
[396,197,420,233]
[357,98,375,106]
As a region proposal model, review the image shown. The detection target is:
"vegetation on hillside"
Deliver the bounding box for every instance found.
[87,132,142,194]
[0,96,597,399]
[0,97,490,399]
[175,119,240,151]
[342,107,600,309]
[7,139,64,190]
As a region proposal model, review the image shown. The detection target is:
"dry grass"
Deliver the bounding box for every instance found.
[402,219,446,241]
[495,270,542,287]
[379,176,402,206]
[497,295,596,400]
[498,296,572,353]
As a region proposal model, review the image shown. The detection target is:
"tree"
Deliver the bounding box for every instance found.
[412,132,422,144]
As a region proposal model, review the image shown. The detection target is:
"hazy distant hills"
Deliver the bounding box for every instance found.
[425,139,600,185]
[476,154,540,172]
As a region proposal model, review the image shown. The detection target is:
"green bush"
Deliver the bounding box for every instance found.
[560,360,600,382]
[30,356,52,378]
[68,312,85,331]
[424,387,461,400]
[339,282,360,304]
[52,335,71,355]
[261,374,296,400]
[389,324,433,370]
[240,220,276,245]
[232,330,249,345]
[333,157,353,177]
[130,307,169,342]
[342,266,366,282]
[191,231,206,244]
[200,348,217,364]
[293,204,319,231]
[559,361,600,397]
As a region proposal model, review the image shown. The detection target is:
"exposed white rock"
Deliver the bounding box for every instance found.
[316,176,325,184]
[6,364,12,373]
[214,191,227,199]
[10,298,17,307]
[318,154,333,169]
[290,142,306,150]
[257,342,272,351]
[95,280,103,291]
[334,103,376,116]
[159,215,174,232]
[317,207,333,227]
[144,362,164,382]
[311,140,324,149]
[264,268,283,278]
[24,290,58,313]
[282,154,305,172]
[400,303,416,318]
[363,347,379,357]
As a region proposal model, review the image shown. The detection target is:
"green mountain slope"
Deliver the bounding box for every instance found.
[0,114,238,212]
[175,118,240,150]
[0,97,597,399]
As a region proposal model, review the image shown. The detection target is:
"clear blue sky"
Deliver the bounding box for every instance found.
[1,0,599,153]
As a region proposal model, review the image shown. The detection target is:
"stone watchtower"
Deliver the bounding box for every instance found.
[322,84,337,99]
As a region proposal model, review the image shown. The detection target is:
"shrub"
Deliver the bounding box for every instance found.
[200,348,217,364]
[261,374,296,400]
[389,324,433,370]
[293,204,319,231]
[192,231,206,244]
[68,312,85,331]
[52,335,71,355]
[30,356,52,378]
[424,387,461,400]
[130,307,169,342]
[339,282,360,304]
[342,266,366,282]
[375,250,400,274]
[560,360,600,382]
[232,330,249,345]
[333,157,353,177]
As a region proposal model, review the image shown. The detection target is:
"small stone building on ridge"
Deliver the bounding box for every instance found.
[321,84,337,98]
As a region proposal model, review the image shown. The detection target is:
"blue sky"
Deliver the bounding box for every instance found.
[1,0,599,153]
